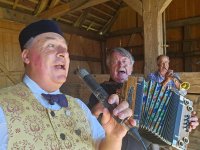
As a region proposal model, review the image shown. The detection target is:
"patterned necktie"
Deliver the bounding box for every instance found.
[41,93,68,108]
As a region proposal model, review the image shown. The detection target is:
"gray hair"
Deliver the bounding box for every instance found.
[156,54,169,65]
[23,37,35,49]
[106,47,134,67]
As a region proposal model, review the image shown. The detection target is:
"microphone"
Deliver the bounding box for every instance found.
[75,68,130,126]
[75,68,147,150]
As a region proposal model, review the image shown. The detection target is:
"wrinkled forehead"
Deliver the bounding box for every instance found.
[33,32,67,44]
[111,51,130,60]
[158,56,169,64]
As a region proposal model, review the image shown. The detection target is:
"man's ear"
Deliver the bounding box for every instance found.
[21,49,30,64]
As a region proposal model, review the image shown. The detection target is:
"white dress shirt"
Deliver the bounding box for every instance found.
[0,75,105,150]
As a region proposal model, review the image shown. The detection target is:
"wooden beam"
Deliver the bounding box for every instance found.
[34,0,49,16]
[88,13,107,22]
[59,22,103,40]
[143,0,163,75]
[122,0,142,16]
[167,16,200,28]
[101,3,116,12]
[0,8,103,41]
[92,7,113,18]
[73,9,89,27]
[100,41,107,73]
[49,0,60,8]
[38,0,88,19]
[0,63,18,84]
[39,0,110,19]
[100,6,121,35]
[13,0,19,9]
[0,0,35,11]
[0,8,38,24]
[106,27,142,37]
[82,24,98,32]
[107,16,200,38]
[71,0,110,12]
[183,25,192,72]
[158,0,172,14]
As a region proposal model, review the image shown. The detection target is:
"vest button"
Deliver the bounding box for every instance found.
[60,133,65,140]
[50,111,55,117]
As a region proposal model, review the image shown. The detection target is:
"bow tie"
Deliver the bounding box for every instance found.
[41,93,68,108]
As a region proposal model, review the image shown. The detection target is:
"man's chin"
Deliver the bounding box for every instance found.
[116,78,127,83]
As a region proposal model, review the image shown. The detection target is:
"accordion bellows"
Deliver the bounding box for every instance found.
[121,76,193,150]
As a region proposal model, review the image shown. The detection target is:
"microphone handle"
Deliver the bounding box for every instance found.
[76,68,132,129]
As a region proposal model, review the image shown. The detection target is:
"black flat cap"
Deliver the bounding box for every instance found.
[19,20,63,51]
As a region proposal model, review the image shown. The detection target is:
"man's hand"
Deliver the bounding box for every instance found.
[189,111,199,132]
[98,94,135,150]
[100,94,135,138]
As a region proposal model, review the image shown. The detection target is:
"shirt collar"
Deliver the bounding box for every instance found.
[23,74,61,95]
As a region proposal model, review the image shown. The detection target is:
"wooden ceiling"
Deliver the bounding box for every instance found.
[0,0,139,36]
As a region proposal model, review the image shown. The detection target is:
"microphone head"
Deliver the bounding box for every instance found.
[75,68,89,78]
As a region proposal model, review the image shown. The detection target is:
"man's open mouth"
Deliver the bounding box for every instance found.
[55,64,65,70]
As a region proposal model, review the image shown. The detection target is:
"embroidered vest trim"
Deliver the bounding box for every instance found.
[0,82,95,150]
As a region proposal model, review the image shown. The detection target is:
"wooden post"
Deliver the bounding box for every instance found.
[183,25,192,72]
[143,0,172,75]
[100,40,107,73]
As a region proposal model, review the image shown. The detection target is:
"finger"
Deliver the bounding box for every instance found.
[189,122,199,132]
[189,116,199,132]
[108,94,119,105]
[117,108,133,120]
[100,108,112,126]
[128,118,137,127]
[112,101,129,116]
[192,111,197,116]
[190,116,199,122]
[92,103,104,117]
[191,121,199,128]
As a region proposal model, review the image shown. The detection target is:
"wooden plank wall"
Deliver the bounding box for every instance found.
[107,0,200,73]
[165,0,200,72]
[0,19,24,88]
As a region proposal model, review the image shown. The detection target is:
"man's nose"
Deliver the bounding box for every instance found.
[118,61,126,67]
[57,47,68,58]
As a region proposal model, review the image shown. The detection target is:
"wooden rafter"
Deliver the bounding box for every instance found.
[87,21,94,31]
[158,0,173,14]
[0,7,102,40]
[84,19,103,27]
[70,0,110,12]
[34,0,49,16]
[101,3,116,12]
[38,0,88,19]
[100,3,122,35]
[112,0,121,6]
[49,0,60,8]
[123,0,142,16]
[13,0,19,9]
[0,0,35,11]
[39,0,111,19]
[88,13,107,22]
[82,24,98,31]
[92,7,112,18]
[73,9,89,27]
